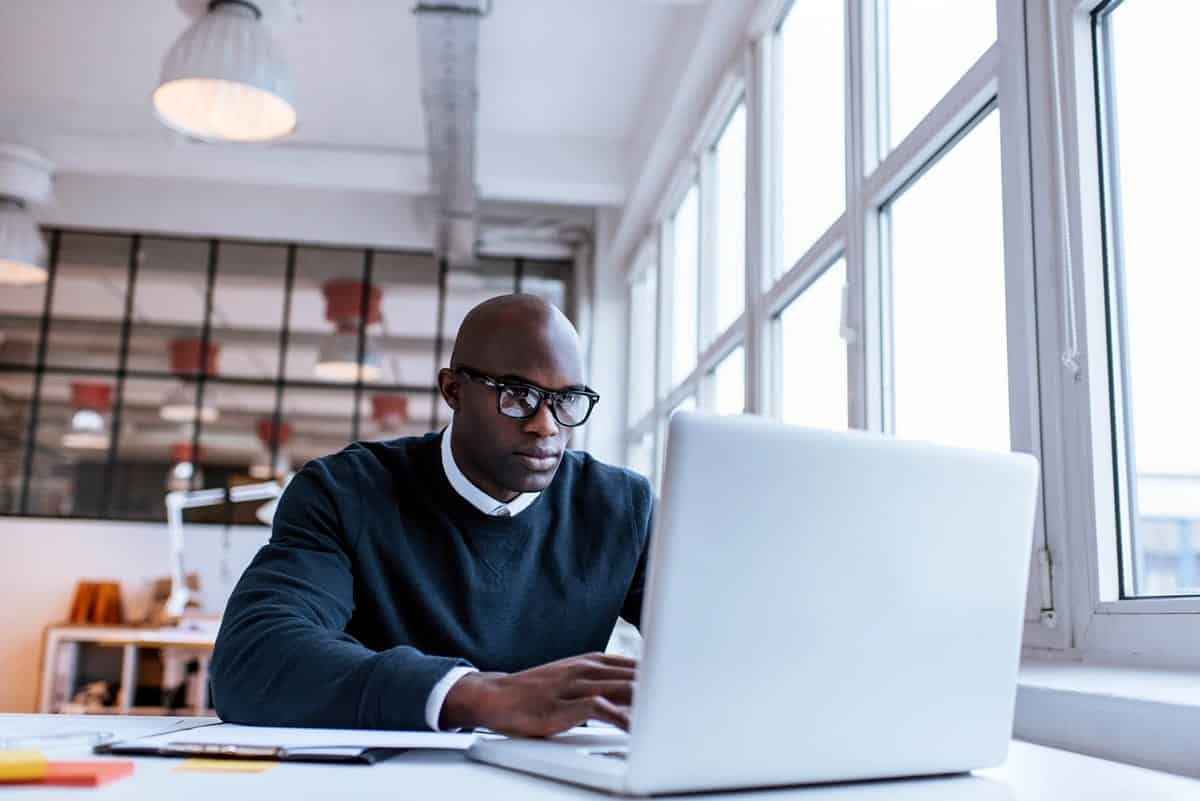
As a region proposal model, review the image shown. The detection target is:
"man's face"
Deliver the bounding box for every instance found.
[444,361,589,496]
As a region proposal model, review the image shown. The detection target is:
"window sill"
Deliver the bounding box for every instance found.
[1015,659,1200,779]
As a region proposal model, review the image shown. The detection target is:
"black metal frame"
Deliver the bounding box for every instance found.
[2,227,570,523]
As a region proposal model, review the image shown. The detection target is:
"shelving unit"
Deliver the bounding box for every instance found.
[38,624,217,716]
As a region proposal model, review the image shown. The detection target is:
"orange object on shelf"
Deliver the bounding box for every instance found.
[67,581,125,625]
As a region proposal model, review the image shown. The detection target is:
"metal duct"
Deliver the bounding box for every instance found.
[414,1,486,267]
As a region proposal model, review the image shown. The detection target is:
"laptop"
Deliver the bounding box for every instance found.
[467,412,1040,796]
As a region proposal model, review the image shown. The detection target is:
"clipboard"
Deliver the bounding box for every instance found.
[95,740,402,765]
[93,722,478,766]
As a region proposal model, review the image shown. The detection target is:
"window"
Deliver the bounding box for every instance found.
[777,0,844,274]
[881,0,996,151]
[0,230,572,523]
[628,264,658,426]
[777,259,848,430]
[884,111,1009,452]
[1095,0,1200,598]
[669,184,700,387]
[711,347,745,416]
[713,103,747,334]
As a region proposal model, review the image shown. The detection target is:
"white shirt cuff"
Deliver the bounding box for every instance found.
[424,666,479,732]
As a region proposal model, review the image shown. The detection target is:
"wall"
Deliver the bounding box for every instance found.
[0,517,269,713]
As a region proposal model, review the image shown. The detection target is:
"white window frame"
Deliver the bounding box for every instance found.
[622,0,1200,666]
[1021,0,1200,668]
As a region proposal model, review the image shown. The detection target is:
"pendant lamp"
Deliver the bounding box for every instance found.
[154,0,298,143]
[0,144,53,286]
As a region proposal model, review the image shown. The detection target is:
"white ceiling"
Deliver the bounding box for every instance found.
[0,0,707,207]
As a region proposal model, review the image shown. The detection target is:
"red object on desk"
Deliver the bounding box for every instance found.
[26,761,134,787]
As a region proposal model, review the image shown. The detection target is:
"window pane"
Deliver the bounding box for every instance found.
[628,266,657,423]
[778,259,848,430]
[670,185,699,387]
[209,242,288,379]
[0,371,34,514]
[627,431,654,481]
[29,373,116,517]
[285,247,368,384]
[712,347,745,415]
[778,0,844,274]
[128,238,211,375]
[884,0,996,151]
[44,232,132,372]
[714,103,746,334]
[887,111,1009,451]
[1098,1,1200,597]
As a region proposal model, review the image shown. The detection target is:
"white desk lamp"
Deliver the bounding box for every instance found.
[163,479,285,620]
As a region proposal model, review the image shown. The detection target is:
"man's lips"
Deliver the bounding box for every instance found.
[514,450,560,471]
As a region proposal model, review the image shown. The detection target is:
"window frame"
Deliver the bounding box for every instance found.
[1028,0,1200,667]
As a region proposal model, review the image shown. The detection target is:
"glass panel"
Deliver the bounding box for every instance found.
[127,237,211,375]
[209,242,288,380]
[883,0,997,151]
[374,250,439,389]
[778,0,844,275]
[285,247,368,383]
[713,103,746,335]
[0,245,47,365]
[627,431,654,481]
[1097,1,1200,597]
[887,111,1008,451]
[44,232,132,371]
[520,260,571,314]
[0,371,34,514]
[712,347,745,415]
[28,373,117,517]
[778,259,848,430]
[282,386,355,467]
[628,266,657,424]
[107,376,184,521]
[670,184,699,387]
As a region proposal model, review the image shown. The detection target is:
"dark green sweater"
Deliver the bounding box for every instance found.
[209,432,653,730]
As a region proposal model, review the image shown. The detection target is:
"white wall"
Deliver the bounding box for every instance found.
[0,518,268,713]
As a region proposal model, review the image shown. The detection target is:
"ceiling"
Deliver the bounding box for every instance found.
[0,0,708,208]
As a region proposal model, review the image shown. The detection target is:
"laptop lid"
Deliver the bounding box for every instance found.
[625,413,1039,795]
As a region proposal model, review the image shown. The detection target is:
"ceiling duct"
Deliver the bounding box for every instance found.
[414,1,487,268]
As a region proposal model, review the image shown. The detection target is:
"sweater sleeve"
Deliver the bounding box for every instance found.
[620,476,655,631]
[209,462,470,730]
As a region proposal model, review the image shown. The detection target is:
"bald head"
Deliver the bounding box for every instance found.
[437,294,592,500]
[450,294,584,383]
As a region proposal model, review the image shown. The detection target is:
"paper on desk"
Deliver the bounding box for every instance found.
[129,723,478,751]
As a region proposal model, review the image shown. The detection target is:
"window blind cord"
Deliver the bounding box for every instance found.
[1048,2,1083,382]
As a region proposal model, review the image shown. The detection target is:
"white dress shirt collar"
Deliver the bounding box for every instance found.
[440,419,539,517]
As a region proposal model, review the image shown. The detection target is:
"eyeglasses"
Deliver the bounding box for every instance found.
[454,365,600,428]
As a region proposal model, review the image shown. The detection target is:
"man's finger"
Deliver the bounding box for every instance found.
[589,653,638,669]
[563,679,634,706]
[574,665,637,682]
[587,696,630,731]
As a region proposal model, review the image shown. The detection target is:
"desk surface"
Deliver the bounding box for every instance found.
[1,714,1195,801]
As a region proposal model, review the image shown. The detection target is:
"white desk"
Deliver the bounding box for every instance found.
[1,714,1196,800]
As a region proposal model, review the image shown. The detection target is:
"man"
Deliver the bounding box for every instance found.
[210,294,653,736]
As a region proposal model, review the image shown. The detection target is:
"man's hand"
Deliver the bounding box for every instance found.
[440,652,636,737]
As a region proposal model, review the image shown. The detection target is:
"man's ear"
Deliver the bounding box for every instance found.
[437,368,461,411]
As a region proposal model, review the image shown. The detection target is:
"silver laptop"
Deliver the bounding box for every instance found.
[467,412,1040,796]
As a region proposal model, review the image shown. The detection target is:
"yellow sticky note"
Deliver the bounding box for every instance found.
[0,751,48,782]
[176,758,276,774]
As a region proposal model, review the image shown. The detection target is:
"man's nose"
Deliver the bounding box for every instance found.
[523,401,560,438]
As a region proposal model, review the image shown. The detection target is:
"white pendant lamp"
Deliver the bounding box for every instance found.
[154,0,298,143]
[0,144,53,286]
[61,382,113,450]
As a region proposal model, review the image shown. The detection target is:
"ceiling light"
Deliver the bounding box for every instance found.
[154,0,298,143]
[160,383,221,423]
[61,382,113,450]
[0,144,52,286]
[314,280,384,383]
[314,332,383,383]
